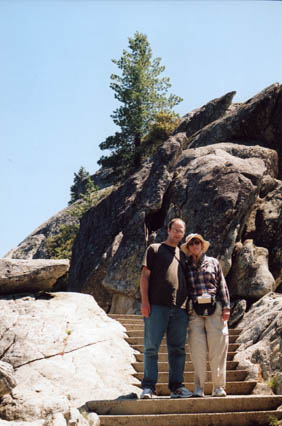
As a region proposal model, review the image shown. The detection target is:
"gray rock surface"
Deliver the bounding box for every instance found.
[0,361,17,397]
[0,258,69,295]
[0,292,139,423]
[4,206,78,260]
[235,292,282,392]
[229,299,247,328]
[252,180,282,289]
[69,140,278,312]
[186,83,282,178]
[173,90,235,136]
[4,186,111,261]
[0,409,100,426]
[170,143,277,275]
[228,240,276,301]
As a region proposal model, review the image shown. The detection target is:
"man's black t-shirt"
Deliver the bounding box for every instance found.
[143,243,188,308]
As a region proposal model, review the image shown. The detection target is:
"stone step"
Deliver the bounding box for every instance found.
[130,342,240,353]
[110,314,239,326]
[110,315,242,332]
[134,352,237,362]
[118,320,145,326]
[110,314,143,320]
[88,395,282,415]
[132,360,239,372]
[125,325,241,336]
[152,381,257,396]
[101,314,271,426]
[126,334,238,343]
[93,410,282,426]
[133,370,248,382]
[126,329,238,343]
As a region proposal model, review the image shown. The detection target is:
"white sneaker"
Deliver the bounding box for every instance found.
[140,388,153,399]
[171,386,193,398]
[212,387,227,397]
[193,386,205,397]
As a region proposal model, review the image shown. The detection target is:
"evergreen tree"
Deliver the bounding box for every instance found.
[47,177,101,260]
[69,166,90,205]
[70,177,100,218]
[98,31,182,181]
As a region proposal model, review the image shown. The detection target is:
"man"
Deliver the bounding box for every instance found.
[140,218,193,399]
[181,233,230,398]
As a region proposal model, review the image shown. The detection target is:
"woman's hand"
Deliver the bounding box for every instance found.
[222,308,230,322]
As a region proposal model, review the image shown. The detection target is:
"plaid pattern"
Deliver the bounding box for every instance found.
[186,255,230,309]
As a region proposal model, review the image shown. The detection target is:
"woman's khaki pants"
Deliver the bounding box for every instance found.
[188,302,229,392]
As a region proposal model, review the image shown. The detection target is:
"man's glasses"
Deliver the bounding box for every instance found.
[188,240,201,247]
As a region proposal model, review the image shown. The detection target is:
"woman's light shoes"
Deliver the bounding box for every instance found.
[212,387,227,397]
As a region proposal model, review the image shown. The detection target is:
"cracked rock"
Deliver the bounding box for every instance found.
[0,360,17,397]
[0,292,139,422]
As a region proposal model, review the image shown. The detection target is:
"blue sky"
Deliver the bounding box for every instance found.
[1,0,281,257]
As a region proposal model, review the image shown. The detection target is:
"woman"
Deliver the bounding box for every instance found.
[181,233,230,397]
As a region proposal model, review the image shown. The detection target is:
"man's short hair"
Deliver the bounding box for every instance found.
[168,218,186,230]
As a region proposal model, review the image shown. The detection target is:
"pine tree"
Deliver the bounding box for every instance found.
[47,177,102,260]
[69,166,90,205]
[98,32,182,182]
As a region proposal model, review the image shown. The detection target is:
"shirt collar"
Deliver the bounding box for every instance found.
[189,253,206,268]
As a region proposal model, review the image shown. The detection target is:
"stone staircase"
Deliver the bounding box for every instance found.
[87,314,282,426]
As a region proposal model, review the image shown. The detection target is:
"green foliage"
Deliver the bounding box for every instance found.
[98,139,136,182]
[269,415,282,426]
[46,178,100,260]
[69,166,90,205]
[70,177,100,219]
[45,223,79,260]
[141,111,181,158]
[268,374,281,392]
[98,31,182,182]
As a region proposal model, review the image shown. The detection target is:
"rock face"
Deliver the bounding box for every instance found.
[4,205,78,259]
[0,361,17,398]
[235,292,282,393]
[250,179,282,288]
[0,258,70,295]
[4,186,111,261]
[229,299,247,328]
[0,408,100,426]
[67,83,282,313]
[5,84,282,314]
[173,91,236,136]
[228,240,276,302]
[0,292,139,423]
[186,83,282,179]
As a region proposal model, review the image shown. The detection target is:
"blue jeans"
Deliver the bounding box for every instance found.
[142,304,188,392]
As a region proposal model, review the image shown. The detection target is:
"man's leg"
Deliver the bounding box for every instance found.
[142,304,169,391]
[166,306,188,392]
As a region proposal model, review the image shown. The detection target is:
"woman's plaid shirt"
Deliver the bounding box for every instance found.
[186,254,230,309]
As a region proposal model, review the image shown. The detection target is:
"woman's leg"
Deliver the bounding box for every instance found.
[188,310,207,389]
[205,302,229,390]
